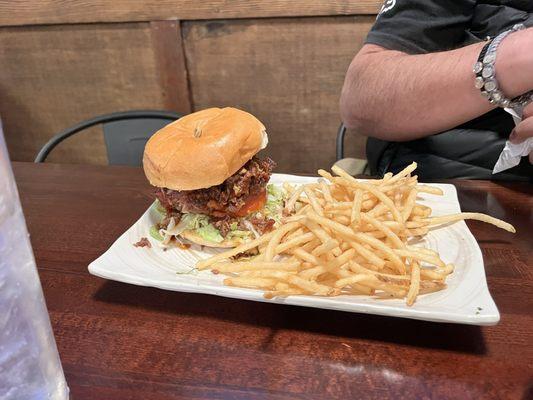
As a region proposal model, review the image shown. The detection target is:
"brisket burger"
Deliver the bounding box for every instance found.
[143,107,283,248]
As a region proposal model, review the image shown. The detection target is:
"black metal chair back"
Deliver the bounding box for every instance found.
[35,110,183,166]
[336,122,347,161]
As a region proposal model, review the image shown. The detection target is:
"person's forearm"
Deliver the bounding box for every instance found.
[340,28,533,141]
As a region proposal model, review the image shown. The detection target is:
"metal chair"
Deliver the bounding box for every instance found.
[34,110,183,166]
[334,122,369,175]
[336,122,347,161]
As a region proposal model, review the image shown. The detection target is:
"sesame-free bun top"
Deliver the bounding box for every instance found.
[143,107,268,191]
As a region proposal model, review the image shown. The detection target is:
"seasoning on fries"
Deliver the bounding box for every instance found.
[196,162,515,306]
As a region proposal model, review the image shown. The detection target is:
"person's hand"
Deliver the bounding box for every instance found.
[509,102,533,164]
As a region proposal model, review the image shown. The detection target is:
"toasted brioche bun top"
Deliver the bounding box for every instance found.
[143,107,268,191]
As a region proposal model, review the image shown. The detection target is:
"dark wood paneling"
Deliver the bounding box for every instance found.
[0,1,382,27]
[0,23,173,164]
[183,17,373,173]
[150,20,192,114]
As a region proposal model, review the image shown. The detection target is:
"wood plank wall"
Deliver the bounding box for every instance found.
[0,1,381,173]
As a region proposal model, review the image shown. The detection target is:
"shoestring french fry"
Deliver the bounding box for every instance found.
[360,214,404,249]
[265,222,301,261]
[349,240,386,268]
[401,189,418,222]
[196,162,515,305]
[197,231,276,270]
[301,238,322,253]
[212,260,300,274]
[351,189,363,224]
[275,232,314,253]
[285,185,304,213]
[311,239,340,257]
[303,185,324,216]
[424,212,515,233]
[282,182,294,191]
[295,204,311,215]
[406,262,421,306]
[331,167,403,223]
[223,277,279,289]
[318,179,334,202]
[417,185,444,195]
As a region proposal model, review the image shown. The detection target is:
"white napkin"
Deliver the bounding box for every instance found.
[492,106,533,174]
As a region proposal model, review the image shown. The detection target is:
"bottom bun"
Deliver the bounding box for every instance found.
[180,229,241,248]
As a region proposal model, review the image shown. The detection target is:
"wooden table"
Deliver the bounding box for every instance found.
[12,162,533,400]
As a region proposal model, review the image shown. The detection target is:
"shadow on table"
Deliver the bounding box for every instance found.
[94,280,487,355]
[523,384,533,400]
[493,181,533,196]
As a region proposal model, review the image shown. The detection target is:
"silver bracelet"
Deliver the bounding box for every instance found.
[473,23,533,109]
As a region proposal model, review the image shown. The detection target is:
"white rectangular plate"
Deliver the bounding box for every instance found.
[89,174,499,325]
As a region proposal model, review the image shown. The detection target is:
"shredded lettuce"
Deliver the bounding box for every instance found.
[152,200,167,217]
[226,222,252,242]
[267,183,283,200]
[195,224,224,243]
[264,184,286,222]
[174,213,223,243]
[149,225,164,241]
[179,213,209,230]
[226,229,252,245]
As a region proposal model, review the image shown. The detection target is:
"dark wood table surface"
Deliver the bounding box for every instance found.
[12,161,533,400]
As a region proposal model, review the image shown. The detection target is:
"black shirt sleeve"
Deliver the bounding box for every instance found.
[366,0,477,54]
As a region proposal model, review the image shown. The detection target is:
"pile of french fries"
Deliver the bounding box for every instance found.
[197,162,515,306]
